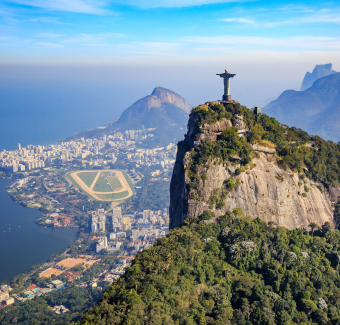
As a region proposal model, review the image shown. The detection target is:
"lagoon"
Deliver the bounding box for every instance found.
[0,178,78,283]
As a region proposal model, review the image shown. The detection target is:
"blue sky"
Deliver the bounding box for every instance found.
[1,0,340,108]
[1,0,340,64]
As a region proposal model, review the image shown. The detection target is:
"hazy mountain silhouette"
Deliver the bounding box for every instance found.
[300,63,337,91]
[73,87,191,147]
[264,72,340,141]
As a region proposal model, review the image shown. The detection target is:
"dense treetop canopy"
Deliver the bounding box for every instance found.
[77,212,340,325]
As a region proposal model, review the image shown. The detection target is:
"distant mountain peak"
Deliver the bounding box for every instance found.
[264,72,340,141]
[151,86,191,113]
[301,63,337,91]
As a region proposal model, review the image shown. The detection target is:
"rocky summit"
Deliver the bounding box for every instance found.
[170,101,340,230]
[118,86,191,122]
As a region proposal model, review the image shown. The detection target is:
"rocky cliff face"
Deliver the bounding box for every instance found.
[170,102,337,230]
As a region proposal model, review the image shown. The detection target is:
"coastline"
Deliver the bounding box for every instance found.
[0,178,79,283]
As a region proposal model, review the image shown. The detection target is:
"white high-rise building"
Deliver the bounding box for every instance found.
[91,209,106,232]
[112,207,122,219]
[96,236,108,253]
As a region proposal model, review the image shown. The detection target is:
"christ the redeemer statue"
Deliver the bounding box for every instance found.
[217,69,236,101]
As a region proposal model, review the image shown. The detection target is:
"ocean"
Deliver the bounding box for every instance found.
[0,78,129,151]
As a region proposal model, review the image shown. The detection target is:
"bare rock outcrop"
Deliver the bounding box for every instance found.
[252,144,276,154]
[170,106,336,230]
[171,149,334,229]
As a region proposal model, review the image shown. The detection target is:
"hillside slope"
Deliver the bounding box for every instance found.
[264,72,340,141]
[77,212,340,325]
[170,101,340,230]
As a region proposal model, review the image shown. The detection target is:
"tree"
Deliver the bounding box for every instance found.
[249,124,265,142]
[309,222,317,237]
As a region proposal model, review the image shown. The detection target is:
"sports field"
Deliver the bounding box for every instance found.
[107,175,122,191]
[39,267,64,278]
[92,172,111,192]
[77,171,97,187]
[67,169,135,202]
[56,258,98,270]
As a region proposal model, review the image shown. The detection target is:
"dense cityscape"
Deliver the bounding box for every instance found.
[0,127,176,174]
[0,126,174,318]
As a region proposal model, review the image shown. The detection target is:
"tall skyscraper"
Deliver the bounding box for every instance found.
[17,143,21,151]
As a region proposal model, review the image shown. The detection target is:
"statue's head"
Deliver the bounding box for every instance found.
[225,69,229,73]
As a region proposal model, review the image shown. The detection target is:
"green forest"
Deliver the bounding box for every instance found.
[0,286,107,325]
[77,212,340,324]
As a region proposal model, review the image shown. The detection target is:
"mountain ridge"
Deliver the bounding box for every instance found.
[264,72,340,141]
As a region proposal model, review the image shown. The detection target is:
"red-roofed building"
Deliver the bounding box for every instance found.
[27,284,37,290]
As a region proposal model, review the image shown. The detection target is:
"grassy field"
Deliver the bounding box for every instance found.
[92,172,111,192]
[107,176,122,191]
[66,172,98,201]
[111,190,129,200]
[97,194,114,200]
[77,172,97,188]
[121,170,136,195]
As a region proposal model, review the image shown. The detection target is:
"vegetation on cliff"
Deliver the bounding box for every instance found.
[184,102,340,193]
[77,212,340,325]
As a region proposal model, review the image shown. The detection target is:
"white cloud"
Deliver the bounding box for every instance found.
[217,9,340,28]
[36,32,64,37]
[8,0,116,15]
[28,17,64,23]
[135,42,183,48]
[110,0,241,8]
[299,12,340,24]
[186,35,340,50]
[36,41,62,47]
[62,33,124,46]
[218,17,255,24]
[278,4,314,13]
[262,12,340,27]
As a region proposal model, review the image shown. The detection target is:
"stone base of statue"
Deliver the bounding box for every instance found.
[223,95,231,101]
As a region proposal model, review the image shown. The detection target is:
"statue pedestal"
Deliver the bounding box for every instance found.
[223,95,231,101]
